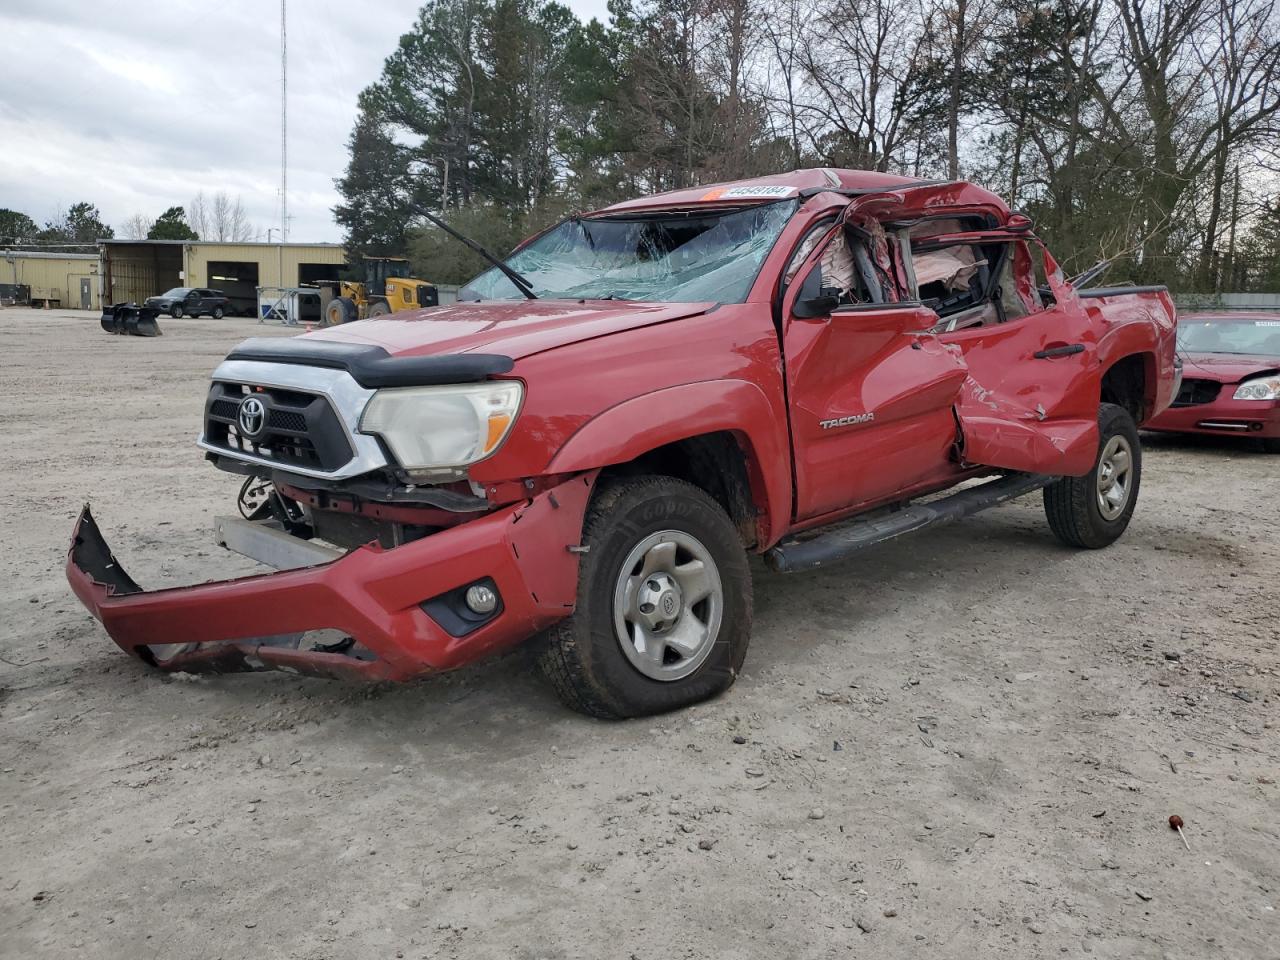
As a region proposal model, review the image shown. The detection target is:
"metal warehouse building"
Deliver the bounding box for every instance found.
[99,240,346,315]
[1,251,100,308]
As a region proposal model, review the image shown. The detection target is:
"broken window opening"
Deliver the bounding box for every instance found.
[878,214,1049,333]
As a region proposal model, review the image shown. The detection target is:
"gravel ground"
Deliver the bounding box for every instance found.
[1,308,1277,960]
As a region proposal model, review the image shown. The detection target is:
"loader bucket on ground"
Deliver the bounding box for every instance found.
[101,303,162,337]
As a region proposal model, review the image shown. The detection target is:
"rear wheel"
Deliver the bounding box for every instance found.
[538,476,752,719]
[368,299,392,317]
[1044,403,1141,549]
[170,304,183,318]
[212,306,224,319]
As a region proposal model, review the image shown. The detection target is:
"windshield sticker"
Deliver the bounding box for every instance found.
[701,185,798,200]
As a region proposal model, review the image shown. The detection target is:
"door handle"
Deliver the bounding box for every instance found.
[1033,343,1086,359]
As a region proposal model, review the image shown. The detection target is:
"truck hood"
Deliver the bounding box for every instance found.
[1182,352,1280,382]
[301,299,716,361]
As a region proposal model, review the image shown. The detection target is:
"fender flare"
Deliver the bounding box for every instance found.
[1096,338,1163,421]
[1088,288,1177,416]
[546,379,792,547]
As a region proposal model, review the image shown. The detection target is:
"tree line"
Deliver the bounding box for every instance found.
[0,202,115,248]
[336,0,1280,293]
[120,192,257,242]
[0,191,258,249]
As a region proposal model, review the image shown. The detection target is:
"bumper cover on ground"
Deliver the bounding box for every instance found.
[66,474,596,680]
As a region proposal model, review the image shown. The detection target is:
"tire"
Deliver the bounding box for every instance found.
[368,299,392,318]
[538,476,752,719]
[324,296,357,326]
[170,304,183,319]
[212,306,224,319]
[1262,438,1280,454]
[1044,403,1141,549]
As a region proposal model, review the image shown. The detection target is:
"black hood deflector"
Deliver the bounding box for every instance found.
[225,337,514,388]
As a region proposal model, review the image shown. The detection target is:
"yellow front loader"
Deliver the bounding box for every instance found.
[317,256,439,326]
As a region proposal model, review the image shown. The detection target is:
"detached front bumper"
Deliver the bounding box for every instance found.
[1145,396,1280,440]
[66,474,596,680]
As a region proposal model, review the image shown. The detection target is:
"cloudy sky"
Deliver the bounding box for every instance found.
[0,0,610,243]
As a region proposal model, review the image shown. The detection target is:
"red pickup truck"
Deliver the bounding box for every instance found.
[67,169,1179,718]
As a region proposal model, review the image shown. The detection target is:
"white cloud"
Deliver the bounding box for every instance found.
[0,0,612,243]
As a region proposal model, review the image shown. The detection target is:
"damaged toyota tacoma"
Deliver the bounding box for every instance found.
[67,170,1179,718]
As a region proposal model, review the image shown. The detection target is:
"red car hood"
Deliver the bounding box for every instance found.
[302,299,716,360]
[1182,352,1280,382]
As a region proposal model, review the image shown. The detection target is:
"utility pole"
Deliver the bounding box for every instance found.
[276,0,288,293]
[280,0,288,245]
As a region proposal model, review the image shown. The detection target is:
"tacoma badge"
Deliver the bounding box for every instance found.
[820,413,875,430]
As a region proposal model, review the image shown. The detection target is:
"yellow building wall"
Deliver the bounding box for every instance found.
[182,243,346,288]
[2,256,100,308]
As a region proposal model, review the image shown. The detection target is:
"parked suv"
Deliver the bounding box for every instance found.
[69,170,1179,718]
[144,287,231,319]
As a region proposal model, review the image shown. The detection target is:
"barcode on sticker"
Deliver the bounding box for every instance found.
[701,185,797,200]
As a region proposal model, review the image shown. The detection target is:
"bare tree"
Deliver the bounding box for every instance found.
[187,192,209,239]
[920,0,994,179]
[1188,0,1280,284]
[760,0,816,168]
[622,0,723,190]
[212,192,233,240]
[702,0,765,178]
[190,190,256,242]
[120,213,154,239]
[798,0,935,172]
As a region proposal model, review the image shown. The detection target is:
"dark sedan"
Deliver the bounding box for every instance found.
[1145,311,1280,452]
[143,287,231,319]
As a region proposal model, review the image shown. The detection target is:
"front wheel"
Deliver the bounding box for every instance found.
[324,296,357,326]
[1044,403,1141,549]
[170,304,183,318]
[538,476,752,719]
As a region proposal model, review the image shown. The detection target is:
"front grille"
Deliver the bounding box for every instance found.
[268,409,307,432]
[1171,378,1221,407]
[204,381,354,473]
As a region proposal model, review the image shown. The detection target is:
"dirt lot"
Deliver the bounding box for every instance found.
[1,308,1277,959]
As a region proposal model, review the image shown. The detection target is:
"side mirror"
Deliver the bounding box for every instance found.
[795,295,839,319]
[792,264,838,318]
[418,285,439,308]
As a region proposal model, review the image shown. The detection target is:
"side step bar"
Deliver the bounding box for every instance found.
[765,473,1055,573]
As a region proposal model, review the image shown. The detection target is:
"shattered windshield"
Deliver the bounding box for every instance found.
[460,200,798,303]
[1178,317,1280,356]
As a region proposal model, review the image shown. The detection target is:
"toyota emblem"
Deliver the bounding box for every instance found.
[238,396,266,438]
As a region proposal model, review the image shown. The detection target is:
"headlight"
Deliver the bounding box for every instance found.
[1233,375,1280,401]
[359,380,523,473]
